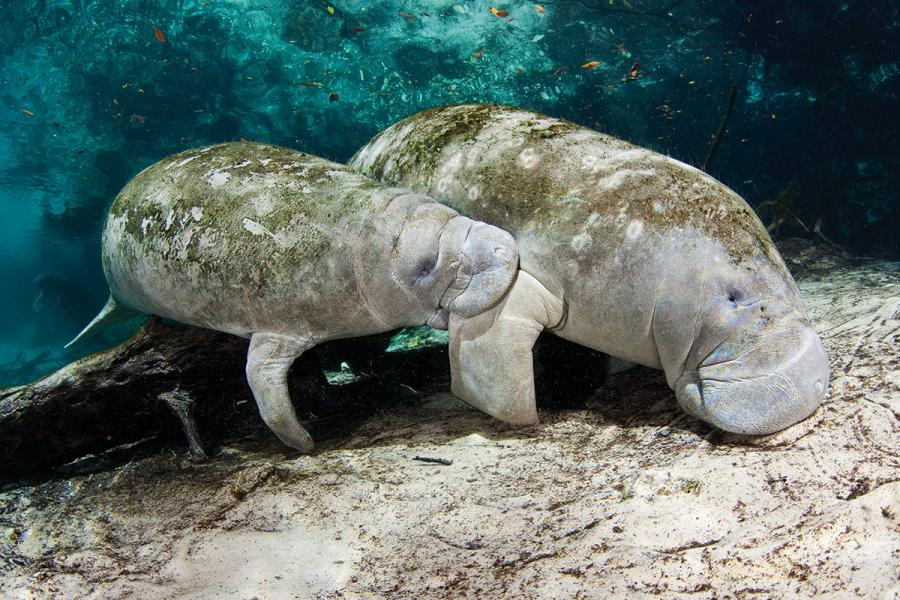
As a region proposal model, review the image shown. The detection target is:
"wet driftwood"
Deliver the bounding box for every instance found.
[0,319,255,479]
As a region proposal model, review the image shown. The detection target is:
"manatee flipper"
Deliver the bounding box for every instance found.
[246,332,316,452]
[64,294,142,349]
[449,270,565,425]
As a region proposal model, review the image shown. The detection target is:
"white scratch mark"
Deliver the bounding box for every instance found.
[571,233,592,253]
[517,148,539,169]
[242,217,275,239]
[251,195,275,215]
[176,156,198,168]
[626,219,644,240]
[436,175,453,194]
[208,171,231,187]
[597,170,632,191]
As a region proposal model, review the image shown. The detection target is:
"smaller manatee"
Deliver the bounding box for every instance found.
[69,142,518,451]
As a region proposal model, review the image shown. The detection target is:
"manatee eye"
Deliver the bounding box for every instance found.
[418,258,437,278]
[727,289,741,306]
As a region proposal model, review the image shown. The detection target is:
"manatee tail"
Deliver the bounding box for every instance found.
[64,295,141,349]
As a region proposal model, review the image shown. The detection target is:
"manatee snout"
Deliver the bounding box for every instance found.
[674,326,829,435]
[445,222,518,318]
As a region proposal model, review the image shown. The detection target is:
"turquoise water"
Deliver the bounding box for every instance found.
[0,0,897,385]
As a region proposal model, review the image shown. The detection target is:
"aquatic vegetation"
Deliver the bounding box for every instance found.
[756,180,805,235]
[0,0,896,385]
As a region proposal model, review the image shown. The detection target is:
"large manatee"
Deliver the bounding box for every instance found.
[350,104,830,435]
[69,142,517,450]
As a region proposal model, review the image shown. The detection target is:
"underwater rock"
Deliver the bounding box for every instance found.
[0,239,896,598]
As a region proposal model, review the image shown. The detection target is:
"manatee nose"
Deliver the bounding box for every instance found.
[445,222,518,318]
[675,328,830,435]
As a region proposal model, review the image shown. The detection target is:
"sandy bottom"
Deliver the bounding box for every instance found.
[1,249,897,599]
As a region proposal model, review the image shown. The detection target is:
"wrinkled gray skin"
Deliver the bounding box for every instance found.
[74,142,517,451]
[350,104,830,435]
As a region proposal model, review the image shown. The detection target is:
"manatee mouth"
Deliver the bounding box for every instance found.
[441,222,518,318]
[674,328,829,435]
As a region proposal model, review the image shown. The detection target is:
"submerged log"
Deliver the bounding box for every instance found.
[0,319,254,480]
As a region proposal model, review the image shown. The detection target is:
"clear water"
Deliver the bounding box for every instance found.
[0,0,896,386]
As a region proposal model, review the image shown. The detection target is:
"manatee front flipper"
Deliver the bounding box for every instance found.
[246,332,316,452]
[449,271,565,425]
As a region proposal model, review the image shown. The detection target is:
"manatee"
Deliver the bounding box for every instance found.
[69,142,517,450]
[350,104,830,435]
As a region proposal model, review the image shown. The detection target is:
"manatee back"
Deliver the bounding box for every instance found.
[103,142,387,337]
[350,104,789,286]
